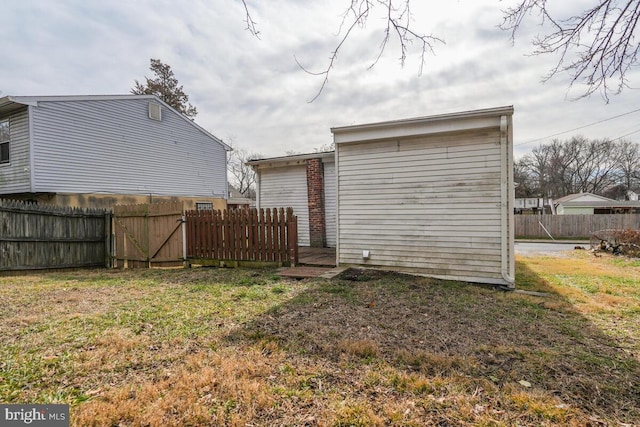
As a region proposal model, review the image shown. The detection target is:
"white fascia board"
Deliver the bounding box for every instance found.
[7,94,157,104]
[332,106,514,144]
[247,151,335,169]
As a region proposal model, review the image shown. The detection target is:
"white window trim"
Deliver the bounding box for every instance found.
[0,118,10,165]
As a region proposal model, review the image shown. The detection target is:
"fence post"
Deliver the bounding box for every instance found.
[287,208,298,266]
[104,211,113,268]
[181,214,188,268]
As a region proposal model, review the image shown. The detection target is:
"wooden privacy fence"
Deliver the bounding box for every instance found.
[186,207,298,266]
[113,202,185,268]
[515,214,640,239]
[0,199,110,271]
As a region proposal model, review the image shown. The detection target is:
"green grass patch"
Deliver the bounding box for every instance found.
[0,256,639,426]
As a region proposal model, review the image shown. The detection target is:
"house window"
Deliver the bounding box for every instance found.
[0,118,9,164]
[196,202,213,211]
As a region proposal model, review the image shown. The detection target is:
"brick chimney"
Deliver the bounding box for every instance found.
[306,158,326,247]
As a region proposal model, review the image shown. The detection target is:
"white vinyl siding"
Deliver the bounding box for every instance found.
[323,161,336,247]
[337,129,504,282]
[0,108,31,193]
[29,98,227,197]
[258,165,310,246]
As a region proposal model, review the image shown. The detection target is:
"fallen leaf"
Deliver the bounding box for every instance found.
[519,380,532,388]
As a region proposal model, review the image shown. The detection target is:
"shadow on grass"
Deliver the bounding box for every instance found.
[226,263,640,424]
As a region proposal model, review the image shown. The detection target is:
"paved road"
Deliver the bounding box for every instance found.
[515,241,590,257]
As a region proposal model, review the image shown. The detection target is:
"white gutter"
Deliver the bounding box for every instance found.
[500,115,515,288]
[254,166,261,210]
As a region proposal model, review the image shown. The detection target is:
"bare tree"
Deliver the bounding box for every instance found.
[227,142,262,198]
[616,139,640,190]
[514,157,537,197]
[516,136,640,199]
[572,138,619,194]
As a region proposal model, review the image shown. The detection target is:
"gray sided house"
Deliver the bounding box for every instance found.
[0,95,230,209]
[332,106,515,288]
[247,152,336,248]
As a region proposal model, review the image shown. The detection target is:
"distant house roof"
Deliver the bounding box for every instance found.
[554,192,614,204]
[227,184,253,206]
[555,192,640,209]
[0,94,232,151]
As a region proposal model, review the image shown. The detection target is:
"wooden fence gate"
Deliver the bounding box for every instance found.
[113,202,185,268]
[186,207,298,266]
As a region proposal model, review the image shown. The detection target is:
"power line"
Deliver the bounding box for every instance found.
[514,107,640,146]
[612,127,640,141]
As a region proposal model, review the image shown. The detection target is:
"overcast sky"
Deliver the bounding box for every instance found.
[2,0,639,159]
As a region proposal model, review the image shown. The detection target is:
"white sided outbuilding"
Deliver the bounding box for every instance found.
[247,152,336,248]
[331,106,515,288]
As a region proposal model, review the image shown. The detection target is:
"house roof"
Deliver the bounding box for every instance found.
[331,105,514,144]
[553,192,615,204]
[560,200,640,208]
[554,192,640,208]
[227,184,253,205]
[246,151,334,168]
[0,94,231,151]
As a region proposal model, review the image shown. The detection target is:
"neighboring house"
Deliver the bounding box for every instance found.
[515,197,550,214]
[227,183,254,210]
[0,95,230,210]
[332,106,516,288]
[627,189,639,201]
[247,151,335,248]
[554,193,640,214]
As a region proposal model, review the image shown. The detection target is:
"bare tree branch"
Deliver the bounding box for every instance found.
[242,0,640,102]
[240,0,260,38]
[294,3,373,103]
[501,0,640,102]
[295,0,443,102]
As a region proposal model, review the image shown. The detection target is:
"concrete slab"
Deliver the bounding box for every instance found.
[319,266,349,279]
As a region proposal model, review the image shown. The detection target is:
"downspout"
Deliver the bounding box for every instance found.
[254,166,261,210]
[27,105,35,193]
[500,115,516,288]
[334,146,340,267]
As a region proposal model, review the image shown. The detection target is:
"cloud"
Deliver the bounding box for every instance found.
[1,0,639,159]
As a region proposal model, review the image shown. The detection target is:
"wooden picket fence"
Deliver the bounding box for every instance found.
[185,207,298,266]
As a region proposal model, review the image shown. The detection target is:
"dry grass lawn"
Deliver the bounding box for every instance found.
[0,250,638,426]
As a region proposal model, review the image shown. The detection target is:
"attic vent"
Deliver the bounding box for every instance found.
[148,102,162,121]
